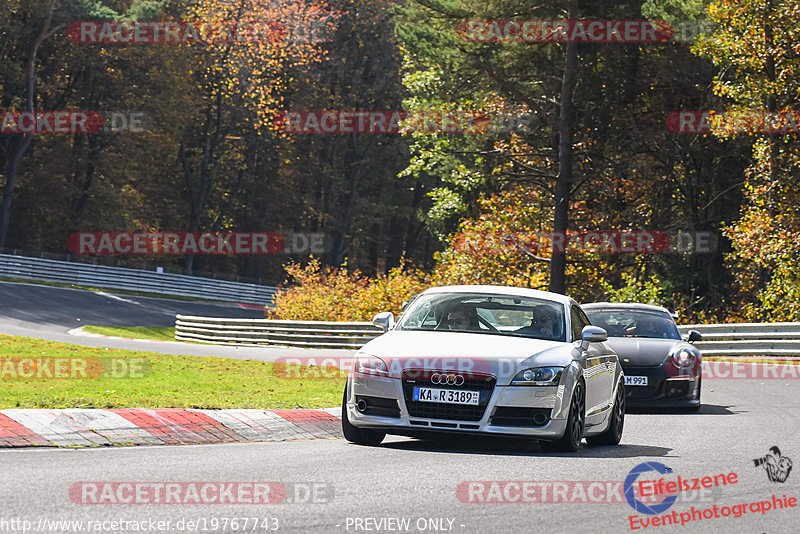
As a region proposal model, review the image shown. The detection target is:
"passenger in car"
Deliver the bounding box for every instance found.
[516,305,558,338]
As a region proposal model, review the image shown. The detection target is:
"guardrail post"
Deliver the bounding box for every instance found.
[174,315,385,349]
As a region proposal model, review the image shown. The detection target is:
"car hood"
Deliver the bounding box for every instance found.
[360,330,575,377]
[604,337,683,366]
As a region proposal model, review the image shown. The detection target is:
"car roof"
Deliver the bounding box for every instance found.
[422,285,574,306]
[581,302,674,315]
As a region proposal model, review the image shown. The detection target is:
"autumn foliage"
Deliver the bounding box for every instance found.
[267,258,430,321]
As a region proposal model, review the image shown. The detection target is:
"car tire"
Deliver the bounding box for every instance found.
[341,386,385,446]
[547,380,585,452]
[587,380,624,446]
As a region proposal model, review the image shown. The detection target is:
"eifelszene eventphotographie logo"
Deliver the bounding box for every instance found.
[753,446,793,483]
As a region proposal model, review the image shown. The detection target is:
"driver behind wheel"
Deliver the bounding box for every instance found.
[628,315,664,338]
[441,306,481,332]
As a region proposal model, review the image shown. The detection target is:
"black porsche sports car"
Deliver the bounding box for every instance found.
[582,302,702,410]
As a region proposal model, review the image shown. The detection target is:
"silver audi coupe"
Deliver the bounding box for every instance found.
[342,285,625,451]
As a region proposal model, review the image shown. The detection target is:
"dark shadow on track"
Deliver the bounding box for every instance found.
[374,435,674,458]
[626,404,740,416]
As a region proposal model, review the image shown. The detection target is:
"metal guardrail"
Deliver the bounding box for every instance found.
[174,316,800,354]
[174,315,383,349]
[0,253,278,305]
[678,323,800,356]
[0,247,272,285]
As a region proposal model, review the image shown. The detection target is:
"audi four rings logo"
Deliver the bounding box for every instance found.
[430,373,465,386]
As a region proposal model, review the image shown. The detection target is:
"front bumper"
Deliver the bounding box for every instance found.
[623,365,700,408]
[347,372,570,440]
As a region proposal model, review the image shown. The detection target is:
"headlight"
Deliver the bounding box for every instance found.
[671,348,695,368]
[354,355,389,377]
[511,367,563,386]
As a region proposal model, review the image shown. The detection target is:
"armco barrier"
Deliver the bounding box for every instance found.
[174,315,384,349]
[175,316,800,355]
[678,323,800,356]
[174,317,800,353]
[0,253,277,305]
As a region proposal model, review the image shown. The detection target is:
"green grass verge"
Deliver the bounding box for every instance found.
[83,325,177,342]
[0,335,344,409]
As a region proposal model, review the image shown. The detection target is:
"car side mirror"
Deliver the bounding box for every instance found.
[401,300,409,311]
[580,325,608,350]
[686,330,702,343]
[372,311,395,332]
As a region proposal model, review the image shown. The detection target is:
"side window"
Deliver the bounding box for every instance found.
[404,301,435,328]
[570,306,589,342]
[421,305,438,328]
[577,308,591,329]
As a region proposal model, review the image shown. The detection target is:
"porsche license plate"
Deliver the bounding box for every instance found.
[413,387,480,405]
[625,376,648,386]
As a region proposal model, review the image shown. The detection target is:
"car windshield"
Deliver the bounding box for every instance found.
[584,309,681,340]
[395,292,566,342]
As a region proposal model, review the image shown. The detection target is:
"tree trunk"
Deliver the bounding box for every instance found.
[549,0,579,295]
[403,176,425,259]
[0,0,58,249]
[180,141,210,276]
[765,0,778,218]
[760,1,777,302]
[0,137,32,249]
[181,213,201,275]
[333,133,367,265]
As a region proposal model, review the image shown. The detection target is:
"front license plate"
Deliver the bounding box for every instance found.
[413,387,480,405]
[625,376,648,386]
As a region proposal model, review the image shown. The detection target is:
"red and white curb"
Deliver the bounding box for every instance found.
[0,407,342,448]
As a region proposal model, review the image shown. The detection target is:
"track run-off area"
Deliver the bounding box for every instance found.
[0,281,798,533]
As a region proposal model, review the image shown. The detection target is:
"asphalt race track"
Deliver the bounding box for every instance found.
[2,378,799,533]
[0,281,349,361]
[0,281,267,329]
[1,282,799,533]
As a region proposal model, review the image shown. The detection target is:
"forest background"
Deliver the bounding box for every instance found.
[1,0,798,323]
